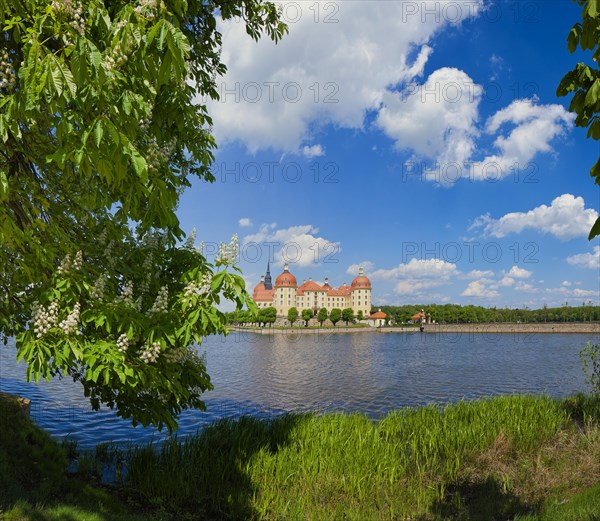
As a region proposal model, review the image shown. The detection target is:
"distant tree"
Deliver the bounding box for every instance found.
[287,307,298,326]
[317,308,328,326]
[257,309,267,327]
[557,0,600,239]
[330,308,342,327]
[357,310,364,321]
[265,307,277,327]
[342,308,354,326]
[302,309,313,327]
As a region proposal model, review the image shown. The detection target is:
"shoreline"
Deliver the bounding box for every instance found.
[230,322,600,335]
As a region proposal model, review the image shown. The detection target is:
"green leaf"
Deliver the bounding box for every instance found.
[585,79,600,107]
[94,119,103,147]
[568,26,580,53]
[588,216,600,239]
[211,272,226,292]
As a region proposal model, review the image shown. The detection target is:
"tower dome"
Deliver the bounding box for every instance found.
[275,263,297,287]
[351,266,371,289]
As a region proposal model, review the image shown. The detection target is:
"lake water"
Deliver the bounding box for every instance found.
[0,330,596,448]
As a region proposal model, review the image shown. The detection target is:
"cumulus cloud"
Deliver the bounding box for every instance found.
[202,1,482,153]
[470,99,574,181]
[470,194,598,240]
[515,282,537,292]
[302,144,325,158]
[545,286,599,299]
[567,246,600,270]
[461,280,499,298]
[238,217,253,227]
[464,269,494,279]
[346,261,375,275]
[377,67,482,168]
[499,277,515,287]
[370,258,458,296]
[506,266,532,279]
[242,223,340,268]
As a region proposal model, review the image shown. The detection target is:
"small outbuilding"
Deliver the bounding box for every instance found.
[368,309,387,327]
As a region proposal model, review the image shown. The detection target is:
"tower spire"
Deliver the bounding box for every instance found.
[264,262,272,290]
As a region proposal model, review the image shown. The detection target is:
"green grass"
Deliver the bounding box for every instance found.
[125,395,600,520]
[2,394,600,520]
[0,395,147,521]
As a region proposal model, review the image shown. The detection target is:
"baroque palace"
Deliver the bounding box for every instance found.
[252,263,372,317]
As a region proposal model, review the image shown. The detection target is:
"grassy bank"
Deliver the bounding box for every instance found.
[1,394,600,520]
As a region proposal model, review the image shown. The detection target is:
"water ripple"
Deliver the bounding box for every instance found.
[0,332,595,447]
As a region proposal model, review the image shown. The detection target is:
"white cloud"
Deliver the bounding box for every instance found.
[515,282,537,292]
[346,261,375,275]
[506,266,532,279]
[238,217,253,227]
[561,281,572,287]
[470,99,574,181]
[376,67,482,169]
[470,194,598,241]
[461,280,499,298]
[545,286,599,299]
[464,269,494,279]
[242,223,340,268]
[302,144,325,158]
[567,246,600,270]
[370,258,458,296]
[499,276,515,287]
[203,1,482,153]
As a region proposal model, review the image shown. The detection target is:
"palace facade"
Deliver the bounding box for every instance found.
[252,263,372,317]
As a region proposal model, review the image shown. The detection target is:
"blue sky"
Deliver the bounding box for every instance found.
[178,0,600,309]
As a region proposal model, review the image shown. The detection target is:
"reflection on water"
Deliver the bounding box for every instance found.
[0,331,595,447]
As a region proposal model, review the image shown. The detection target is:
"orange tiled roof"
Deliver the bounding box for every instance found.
[254,288,275,301]
[351,275,371,289]
[370,311,386,320]
[275,272,297,288]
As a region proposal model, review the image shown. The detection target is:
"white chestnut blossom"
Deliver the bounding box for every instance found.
[51,0,85,36]
[183,273,212,298]
[91,273,108,301]
[145,137,176,174]
[139,254,153,295]
[0,48,16,91]
[216,234,239,265]
[57,254,72,275]
[140,342,161,363]
[32,299,59,338]
[72,250,83,270]
[59,302,80,335]
[116,333,129,353]
[184,228,196,250]
[115,281,134,306]
[148,285,168,314]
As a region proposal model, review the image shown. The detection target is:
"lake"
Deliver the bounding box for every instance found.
[0,330,596,448]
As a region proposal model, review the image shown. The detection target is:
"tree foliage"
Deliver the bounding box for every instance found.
[375,303,600,325]
[317,307,327,326]
[0,0,286,431]
[329,308,341,327]
[287,306,298,326]
[557,0,600,239]
[341,308,354,326]
[301,309,313,327]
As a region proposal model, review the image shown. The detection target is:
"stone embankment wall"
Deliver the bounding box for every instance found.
[231,323,600,335]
